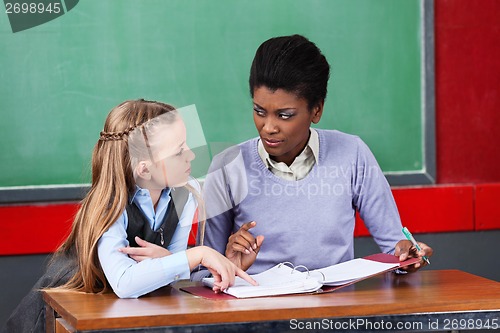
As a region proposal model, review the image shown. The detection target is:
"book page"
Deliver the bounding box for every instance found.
[203,264,322,298]
[311,258,399,286]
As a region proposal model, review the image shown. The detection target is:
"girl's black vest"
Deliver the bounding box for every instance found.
[2,188,189,333]
[126,187,189,248]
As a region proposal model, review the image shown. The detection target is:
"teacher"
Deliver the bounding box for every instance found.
[195,34,432,278]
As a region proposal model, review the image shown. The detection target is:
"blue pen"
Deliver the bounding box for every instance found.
[402,227,430,265]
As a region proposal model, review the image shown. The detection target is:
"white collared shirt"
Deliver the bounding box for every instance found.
[257,128,319,181]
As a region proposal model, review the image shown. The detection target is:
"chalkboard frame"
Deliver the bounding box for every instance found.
[0,0,435,203]
[385,0,435,186]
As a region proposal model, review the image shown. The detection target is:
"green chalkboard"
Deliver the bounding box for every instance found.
[0,0,434,201]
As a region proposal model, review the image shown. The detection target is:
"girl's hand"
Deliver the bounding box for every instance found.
[187,246,258,292]
[118,236,172,262]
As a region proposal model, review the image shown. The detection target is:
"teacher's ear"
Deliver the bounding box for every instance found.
[135,161,152,180]
[311,101,324,124]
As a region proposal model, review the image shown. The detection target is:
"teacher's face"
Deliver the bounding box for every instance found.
[253,86,323,166]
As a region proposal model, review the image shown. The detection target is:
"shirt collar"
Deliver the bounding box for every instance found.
[257,128,319,167]
[129,185,171,204]
[308,128,320,162]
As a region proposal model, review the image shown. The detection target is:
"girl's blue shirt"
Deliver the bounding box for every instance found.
[97,180,198,298]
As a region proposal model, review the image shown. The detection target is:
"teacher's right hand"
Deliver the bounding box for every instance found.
[225,221,264,271]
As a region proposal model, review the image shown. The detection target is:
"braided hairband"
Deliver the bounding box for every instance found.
[98,125,154,160]
[98,125,136,141]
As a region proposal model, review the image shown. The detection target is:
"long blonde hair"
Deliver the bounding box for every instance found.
[56,99,203,293]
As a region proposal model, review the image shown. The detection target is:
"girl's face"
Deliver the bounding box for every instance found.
[147,118,195,189]
[253,86,323,166]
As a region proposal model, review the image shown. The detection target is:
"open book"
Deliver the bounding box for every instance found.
[200,253,419,299]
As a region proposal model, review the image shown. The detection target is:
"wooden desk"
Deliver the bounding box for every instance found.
[43,270,500,332]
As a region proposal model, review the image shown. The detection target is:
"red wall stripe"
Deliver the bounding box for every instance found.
[355,185,476,236]
[0,203,77,255]
[1,184,499,255]
[0,203,198,256]
[475,183,500,231]
[393,185,475,233]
